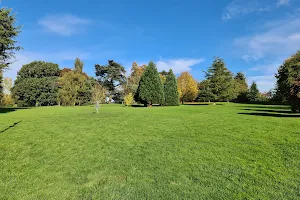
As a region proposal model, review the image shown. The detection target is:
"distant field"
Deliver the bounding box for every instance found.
[0,104,299,199]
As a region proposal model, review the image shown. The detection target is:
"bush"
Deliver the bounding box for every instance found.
[124,93,134,106]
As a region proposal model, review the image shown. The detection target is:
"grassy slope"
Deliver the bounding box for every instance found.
[0,104,299,199]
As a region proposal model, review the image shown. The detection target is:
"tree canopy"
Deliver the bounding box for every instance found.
[177,72,198,103]
[275,50,300,112]
[248,81,259,102]
[95,60,126,101]
[205,57,236,101]
[164,69,179,106]
[136,61,164,106]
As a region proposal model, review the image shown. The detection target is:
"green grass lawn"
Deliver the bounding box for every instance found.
[0,103,299,199]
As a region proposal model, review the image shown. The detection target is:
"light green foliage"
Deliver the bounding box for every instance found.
[126,62,145,95]
[0,104,299,199]
[124,93,134,106]
[164,69,179,106]
[92,82,107,103]
[136,61,164,106]
[74,58,84,73]
[205,57,236,101]
[58,70,87,106]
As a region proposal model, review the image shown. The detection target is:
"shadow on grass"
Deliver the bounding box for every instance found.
[0,121,22,134]
[183,103,225,106]
[240,105,289,110]
[0,107,29,114]
[242,108,293,114]
[238,112,300,118]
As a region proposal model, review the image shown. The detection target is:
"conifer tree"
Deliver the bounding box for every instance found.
[164,69,179,106]
[136,61,164,106]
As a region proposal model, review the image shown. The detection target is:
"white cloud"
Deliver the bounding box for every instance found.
[3,50,91,83]
[277,0,290,7]
[222,0,272,20]
[247,75,276,92]
[234,17,300,60]
[38,14,90,36]
[156,58,204,74]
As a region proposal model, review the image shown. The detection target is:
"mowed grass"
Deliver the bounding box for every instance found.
[0,103,299,199]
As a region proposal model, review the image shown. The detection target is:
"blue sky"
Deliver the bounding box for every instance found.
[2,0,300,91]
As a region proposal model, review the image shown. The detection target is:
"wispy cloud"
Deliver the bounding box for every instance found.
[156,58,204,74]
[222,0,293,20]
[247,75,276,92]
[38,14,91,36]
[222,0,272,20]
[277,0,290,7]
[3,50,92,82]
[234,17,300,60]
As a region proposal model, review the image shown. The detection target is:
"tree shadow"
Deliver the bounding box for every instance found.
[242,108,293,114]
[183,103,224,106]
[0,121,22,134]
[240,105,289,110]
[238,112,300,118]
[0,108,29,114]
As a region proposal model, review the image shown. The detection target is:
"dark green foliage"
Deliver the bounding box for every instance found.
[95,60,126,101]
[16,61,59,79]
[77,77,96,105]
[12,61,59,107]
[275,50,300,112]
[164,69,179,106]
[234,72,249,102]
[197,80,217,102]
[0,71,3,105]
[12,77,58,106]
[136,61,164,106]
[248,81,259,101]
[205,57,236,101]
[0,8,21,70]
[0,8,21,105]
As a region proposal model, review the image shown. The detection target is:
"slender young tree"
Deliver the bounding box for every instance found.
[164,69,179,106]
[136,61,164,106]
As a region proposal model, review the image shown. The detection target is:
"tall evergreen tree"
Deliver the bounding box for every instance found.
[248,81,259,101]
[136,61,164,106]
[275,50,300,112]
[205,57,236,101]
[234,72,249,102]
[164,69,179,106]
[0,8,21,104]
[95,60,126,101]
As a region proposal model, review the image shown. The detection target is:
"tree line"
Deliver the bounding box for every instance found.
[0,7,299,112]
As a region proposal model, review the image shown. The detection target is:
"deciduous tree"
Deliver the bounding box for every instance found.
[11,61,59,106]
[177,72,198,104]
[275,50,300,112]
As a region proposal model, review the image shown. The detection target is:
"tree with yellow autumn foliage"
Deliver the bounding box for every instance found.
[177,72,198,104]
